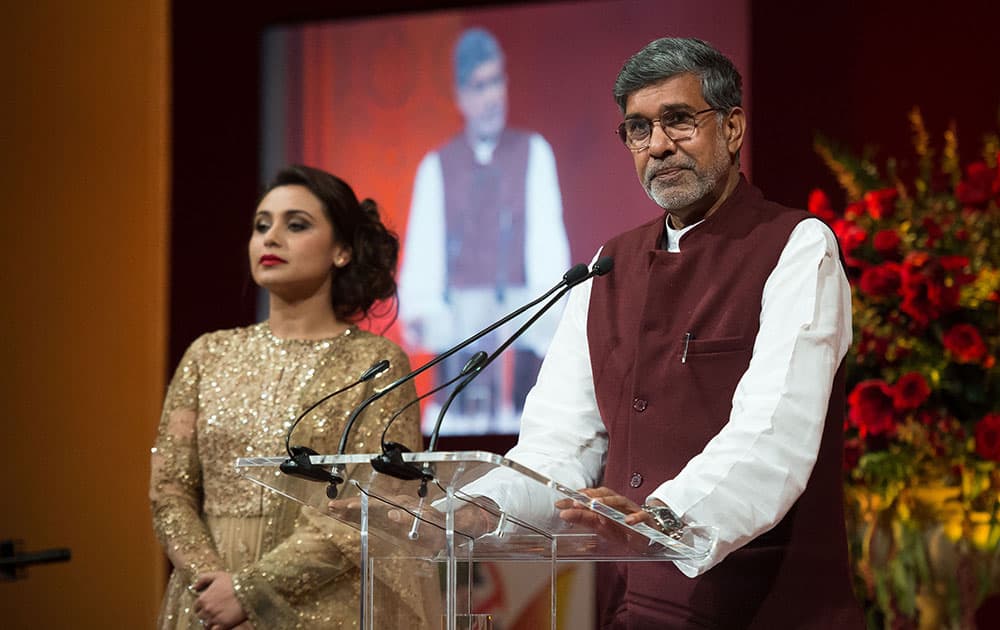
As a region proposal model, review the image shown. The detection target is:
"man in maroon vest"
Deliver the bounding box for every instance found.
[398,28,570,433]
[487,37,864,627]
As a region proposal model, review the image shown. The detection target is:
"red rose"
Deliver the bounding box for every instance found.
[859,262,903,298]
[942,323,988,364]
[956,161,999,207]
[807,189,837,222]
[900,273,933,328]
[892,372,931,410]
[922,217,943,247]
[863,188,899,219]
[939,255,969,271]
[831,219,868,267]
[872,229,901,258]
[927,281,961,312]
[844,201,864,220]
[899,253,963,325]
[848,379,897,437]
[974,413,1000,462]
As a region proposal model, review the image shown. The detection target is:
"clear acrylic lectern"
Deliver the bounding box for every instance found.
[236,451,716,630]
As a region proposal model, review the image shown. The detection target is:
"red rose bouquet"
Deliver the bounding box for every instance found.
[812,108,1000,628]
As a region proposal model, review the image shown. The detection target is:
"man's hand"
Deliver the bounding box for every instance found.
[555,487,669,538]
[555,487,643,523]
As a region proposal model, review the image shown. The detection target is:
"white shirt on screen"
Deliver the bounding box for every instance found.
[398,133,571,357]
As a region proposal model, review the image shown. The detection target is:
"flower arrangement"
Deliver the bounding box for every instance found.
[810,108,1000,629]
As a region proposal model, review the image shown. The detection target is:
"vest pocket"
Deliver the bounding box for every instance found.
[679,334,750,358]
[677,339,753,435]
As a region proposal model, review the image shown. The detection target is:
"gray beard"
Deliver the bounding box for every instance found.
[643,141,732,212]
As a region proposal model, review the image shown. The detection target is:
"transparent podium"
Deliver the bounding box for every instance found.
[236,451,716,630]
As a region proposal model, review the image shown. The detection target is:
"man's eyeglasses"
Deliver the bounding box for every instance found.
[616,107,720,152]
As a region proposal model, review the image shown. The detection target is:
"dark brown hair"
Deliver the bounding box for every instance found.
[262,165,399,322]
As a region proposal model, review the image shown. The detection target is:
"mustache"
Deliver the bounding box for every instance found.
[644,159,695,186]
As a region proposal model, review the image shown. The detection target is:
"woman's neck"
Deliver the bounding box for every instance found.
[267,291,349,340]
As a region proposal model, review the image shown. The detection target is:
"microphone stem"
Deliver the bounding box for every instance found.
[378,352,486,451]
[427,280,579,451]
[285,380,364,457]
[337,278,570,455]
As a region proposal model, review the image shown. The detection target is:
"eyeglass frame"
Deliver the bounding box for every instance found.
[615,107,722,152]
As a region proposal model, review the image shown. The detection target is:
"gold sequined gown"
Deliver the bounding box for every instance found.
[151,323,435,629]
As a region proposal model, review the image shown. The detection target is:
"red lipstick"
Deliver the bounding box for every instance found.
[259,254,286,267]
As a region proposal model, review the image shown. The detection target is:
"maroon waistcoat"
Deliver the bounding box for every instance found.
[438,128,530,297]
[587,177,863,629]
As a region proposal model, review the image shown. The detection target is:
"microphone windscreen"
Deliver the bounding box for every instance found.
[563,263,589,286]
[592,256,614,276]
[462,351,488,374]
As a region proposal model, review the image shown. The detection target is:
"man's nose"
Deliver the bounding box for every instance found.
[648,122,678,157]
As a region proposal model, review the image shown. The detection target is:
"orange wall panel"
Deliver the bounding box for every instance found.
[0,0,169,626]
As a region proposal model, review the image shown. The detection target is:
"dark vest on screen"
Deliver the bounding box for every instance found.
[438,128,530,297]
[587,177,863,629]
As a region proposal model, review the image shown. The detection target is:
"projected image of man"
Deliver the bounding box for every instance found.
[398,28,571,434]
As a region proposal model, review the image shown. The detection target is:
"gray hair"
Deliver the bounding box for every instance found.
[454,28,504,88]
[613,38,742,113]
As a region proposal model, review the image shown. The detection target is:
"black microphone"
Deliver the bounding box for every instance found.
[590,255,614,278]
[426,255,614,452]
[324,263,590,499]
[278,359,390,488]
[370,351,488,485]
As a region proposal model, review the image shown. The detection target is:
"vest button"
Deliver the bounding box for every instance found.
[629,472,643,488]
[632,398,648,412]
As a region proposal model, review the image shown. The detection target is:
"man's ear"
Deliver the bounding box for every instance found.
[725,106,746,156]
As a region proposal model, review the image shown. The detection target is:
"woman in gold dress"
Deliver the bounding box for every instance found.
[151,165,431,629]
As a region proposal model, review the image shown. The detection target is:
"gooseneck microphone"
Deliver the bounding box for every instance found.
[370,351,488,486]
[278,359,390,488]
[324,263,590,498]
[426,256,614,452]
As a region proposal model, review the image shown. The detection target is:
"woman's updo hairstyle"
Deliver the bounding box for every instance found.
[262,165,400,322]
